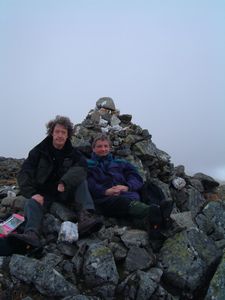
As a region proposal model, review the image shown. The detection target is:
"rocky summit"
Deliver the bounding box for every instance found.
[0,98,225,300]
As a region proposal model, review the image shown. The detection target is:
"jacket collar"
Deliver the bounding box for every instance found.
[91,152,113,162]
[37,136,73,154]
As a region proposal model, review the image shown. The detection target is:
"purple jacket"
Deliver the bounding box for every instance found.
[87,153,144,202]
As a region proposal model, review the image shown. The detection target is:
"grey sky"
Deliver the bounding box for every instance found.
[0,0,225,181]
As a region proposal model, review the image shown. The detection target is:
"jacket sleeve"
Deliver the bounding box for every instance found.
[87,175,107,198]
[60,151,87,189]
[123,162,144,191]
[17,147,40,198]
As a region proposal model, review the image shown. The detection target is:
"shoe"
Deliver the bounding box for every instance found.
[8,230,41,249]
[78,210,103,237]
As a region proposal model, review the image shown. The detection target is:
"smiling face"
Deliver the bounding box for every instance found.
[52,124,68,149]
[92,139,111,157]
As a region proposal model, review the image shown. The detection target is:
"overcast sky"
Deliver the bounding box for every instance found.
[0,0,224,181]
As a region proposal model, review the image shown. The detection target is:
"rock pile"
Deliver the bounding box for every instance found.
[0,157,24,185]
[0,98,224,300]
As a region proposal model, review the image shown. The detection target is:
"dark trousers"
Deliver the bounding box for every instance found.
[24,180,95,234]
[94,196,135,218]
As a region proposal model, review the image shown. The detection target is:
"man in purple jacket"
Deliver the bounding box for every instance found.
[87,133,166,231]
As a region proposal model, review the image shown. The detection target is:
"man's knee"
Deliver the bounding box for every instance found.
[33,198,44,206]
[25,198,43,209]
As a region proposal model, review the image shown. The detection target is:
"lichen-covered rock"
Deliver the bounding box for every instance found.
[9,255,79,297]
[159,228,222,296]
[196,200,225,241]
[205,251,225,300]
[124,246,155,272]
[120,229,149,248]
[83,243,119,297]
[118,268,163,299]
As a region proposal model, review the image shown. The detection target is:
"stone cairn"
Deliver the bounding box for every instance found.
[0,98,224,300]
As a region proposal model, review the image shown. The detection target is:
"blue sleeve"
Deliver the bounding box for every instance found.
[87,175,106,198]
[123,162,144,191]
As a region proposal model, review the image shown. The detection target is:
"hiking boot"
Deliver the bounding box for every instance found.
[78,210,103,237]
[8,230,41,249]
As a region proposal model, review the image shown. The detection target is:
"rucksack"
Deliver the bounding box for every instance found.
[140,181,166,206]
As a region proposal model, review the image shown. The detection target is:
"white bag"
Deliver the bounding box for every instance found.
[58,221,79,244]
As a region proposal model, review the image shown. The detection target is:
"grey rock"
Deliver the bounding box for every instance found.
[10,254,79,297]
[96,97,116,111]
[118,268,163,300]
[40,252,63,268]
[187,186,207,217]
[0,157,23,182]
[63,296,99,300]
[175,186,207,217]
[92,283,117,299]
[42,213,61,236]
[125,246,155,272]
[120,229,149,248]
[108,241,127,261]
[174,165,185,177]
[193,172,220,192]
[89,110,101,124]
[118,114,132,124]
[196,200,225,240]
[1,196,15,207]
[13,195,27,210]
[188,178,204,192]
[50,202,77,221]
[159,228,222,293]
[110,114,121,127]
[205,251,225,300]
[58,242,77,257]
[83,243,119,292]
[97,225,116,241]
[170,211,196,229]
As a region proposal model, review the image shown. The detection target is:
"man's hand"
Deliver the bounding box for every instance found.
[105,187,120,196]
[57,183,65,192]
[105,185,128,196]
[32,194,44,205]
[114,185,129,192]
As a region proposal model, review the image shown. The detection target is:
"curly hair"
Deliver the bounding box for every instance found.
[92,133,112,148]
[46,115,74,139]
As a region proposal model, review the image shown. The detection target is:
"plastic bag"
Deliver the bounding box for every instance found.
[57,221,79,244]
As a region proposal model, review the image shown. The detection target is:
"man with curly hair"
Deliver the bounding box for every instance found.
[9,115,102,250]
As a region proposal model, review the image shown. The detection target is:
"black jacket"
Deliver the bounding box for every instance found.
[17,136,87,198]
